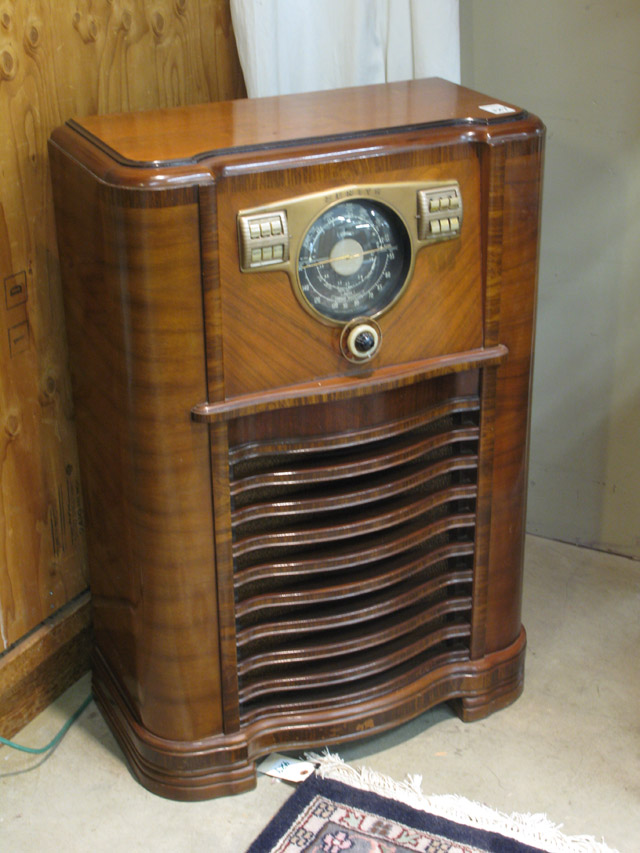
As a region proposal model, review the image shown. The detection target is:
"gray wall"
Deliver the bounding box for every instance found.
[460,0,640,560]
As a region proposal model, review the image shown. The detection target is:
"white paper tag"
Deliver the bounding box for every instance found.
[478,103,517,115]
[257,753,316,783]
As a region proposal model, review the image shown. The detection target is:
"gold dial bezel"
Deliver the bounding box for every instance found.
[237,181,463,327]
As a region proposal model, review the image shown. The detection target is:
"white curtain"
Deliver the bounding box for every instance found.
[230,0,460,98]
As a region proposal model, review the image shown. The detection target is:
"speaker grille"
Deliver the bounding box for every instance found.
[228,394,480,724]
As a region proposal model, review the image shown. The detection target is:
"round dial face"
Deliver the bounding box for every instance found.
[297,199,411,323]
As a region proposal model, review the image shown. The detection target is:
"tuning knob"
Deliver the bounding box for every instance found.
[340,318,382,362]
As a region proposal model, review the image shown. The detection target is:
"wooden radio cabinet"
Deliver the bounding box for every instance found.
[49,78,544,800]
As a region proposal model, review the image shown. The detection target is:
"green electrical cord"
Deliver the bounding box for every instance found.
[0,694,92,755]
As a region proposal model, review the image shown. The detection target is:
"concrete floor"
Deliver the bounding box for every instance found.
[1,536,637,852]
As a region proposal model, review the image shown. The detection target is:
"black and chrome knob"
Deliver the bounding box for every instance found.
[340,318,382,362]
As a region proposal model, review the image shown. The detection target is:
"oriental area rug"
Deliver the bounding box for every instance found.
[245,753,617,853]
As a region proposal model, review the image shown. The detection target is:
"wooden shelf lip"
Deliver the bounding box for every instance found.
[192,344,509,423]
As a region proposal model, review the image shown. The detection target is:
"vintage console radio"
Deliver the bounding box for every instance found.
[49,78,544,800]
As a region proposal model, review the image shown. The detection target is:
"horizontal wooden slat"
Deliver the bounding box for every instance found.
[234,511,476,588]
[231,426,478,497]
[237,567,472,644]
[233,454,478,526]
[238,592,472,675]
[229,396,480,465]
[234,484,476,557]
[239,619,471,703]
[239,646,471,724]
[236,542,473,628]
[236,545,473,621]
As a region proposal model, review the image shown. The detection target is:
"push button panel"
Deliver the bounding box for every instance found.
[238,182,463,278]
[417,184,463,242]
[238,211,289,270]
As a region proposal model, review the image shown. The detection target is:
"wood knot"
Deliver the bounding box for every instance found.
[0,47,16,80]
[1,10,11,30]
[151,11,165,37]
[5,414,20,438]
[121,9,132,32]
[73,11,98,43]
[24,19,42,51]
[175,0,187,14]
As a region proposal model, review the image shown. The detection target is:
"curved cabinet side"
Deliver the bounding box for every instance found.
[50,143,222,742]
[483,132,545,656]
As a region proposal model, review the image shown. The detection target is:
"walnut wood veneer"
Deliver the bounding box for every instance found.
[49,78,544,800]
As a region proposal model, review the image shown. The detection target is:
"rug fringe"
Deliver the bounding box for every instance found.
[305,750,618,853]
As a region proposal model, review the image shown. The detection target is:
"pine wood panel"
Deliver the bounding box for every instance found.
[0,0,244,653]
[0,593,91,739]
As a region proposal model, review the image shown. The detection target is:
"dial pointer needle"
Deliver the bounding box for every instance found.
[301,244,397,270]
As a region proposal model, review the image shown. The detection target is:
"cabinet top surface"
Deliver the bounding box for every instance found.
[63,78,530,167]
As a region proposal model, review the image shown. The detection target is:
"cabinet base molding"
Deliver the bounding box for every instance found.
[92,629,526,802]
